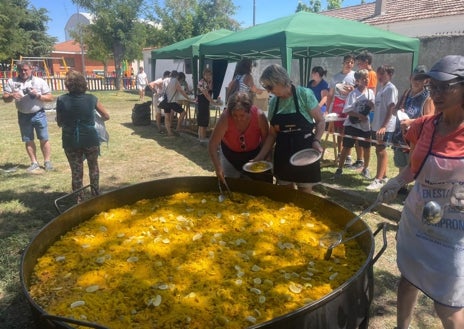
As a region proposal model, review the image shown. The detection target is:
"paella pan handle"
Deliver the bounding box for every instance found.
[371,222,388,264]
[42,314,110,329]
[54,184,98,214]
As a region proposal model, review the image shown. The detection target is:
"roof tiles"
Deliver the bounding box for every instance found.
[322,0,464,25]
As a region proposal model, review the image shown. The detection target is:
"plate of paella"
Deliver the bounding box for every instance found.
[242,161,273,173]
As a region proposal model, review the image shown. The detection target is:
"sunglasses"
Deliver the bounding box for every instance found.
[424,80,464,94]
[262,84,273,92]
[239,134,246,151]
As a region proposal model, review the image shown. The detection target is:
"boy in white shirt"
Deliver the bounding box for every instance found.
[366,64,398,190]
[334,69,375,180]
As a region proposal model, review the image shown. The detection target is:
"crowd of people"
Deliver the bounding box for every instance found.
[3,55,464,329]
[148,55,464,328]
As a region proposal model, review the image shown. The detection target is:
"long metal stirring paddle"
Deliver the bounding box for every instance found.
[320,201,379,260]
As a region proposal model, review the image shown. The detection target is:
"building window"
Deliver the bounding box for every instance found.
[64,57,75,68]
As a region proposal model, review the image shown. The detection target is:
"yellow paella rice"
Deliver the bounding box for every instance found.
[29,192,366,329]
[247,161,271,172]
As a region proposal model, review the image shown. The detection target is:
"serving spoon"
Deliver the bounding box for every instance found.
[422,200,464,224]
[217,178,234,202]
[320,201,379,260]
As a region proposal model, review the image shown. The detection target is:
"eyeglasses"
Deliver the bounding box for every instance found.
[239,134,246,150]
[424,81,464,94]
[262,84,273,92]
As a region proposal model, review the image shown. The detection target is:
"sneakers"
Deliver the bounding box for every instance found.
[44,161,53,171]
[27,162,40,172]
[344,156,352,166]
[351,160,364,169]
[361,168,371,179]
[366,178,385,190]
[333,168,343,179]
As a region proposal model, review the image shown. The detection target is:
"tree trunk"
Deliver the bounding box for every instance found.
[112,41,124,91]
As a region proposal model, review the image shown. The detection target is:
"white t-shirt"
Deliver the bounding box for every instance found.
[4,76,51,114]
[136,72,147,87]
[343,88,375,132]
[372,81,398,132]
[165,78,179,102]
[329,71,356,100]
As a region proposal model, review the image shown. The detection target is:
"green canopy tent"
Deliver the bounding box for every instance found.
[151,29,233,93]
[199,11,420,84]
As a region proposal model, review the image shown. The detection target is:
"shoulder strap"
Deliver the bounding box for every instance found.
[413,113,441,179]
[274,84,299,112]
[396,88,410,110]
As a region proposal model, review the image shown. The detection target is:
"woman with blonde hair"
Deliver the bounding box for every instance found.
[253,64,325,193]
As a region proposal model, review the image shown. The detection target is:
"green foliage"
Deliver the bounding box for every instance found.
[296,0,343,12]
[69,25,113,75]
[72,0,147,88]
[194,0,240,34]
[0,0,56,67]
[327,0,343,10]
[152,0,239,45]
[296,0,322,13]
[152,0,197,44]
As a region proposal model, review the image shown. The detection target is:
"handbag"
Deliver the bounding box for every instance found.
[158,90,177,110]
[95,111,109,145]
[158,93,168,109]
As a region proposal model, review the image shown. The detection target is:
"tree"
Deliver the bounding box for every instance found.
[327,0,343,10]
[152,0,239,45]
[296,0,344,12]
[194,0,240,35]
[0,0,56,71]
[72,0,147,89]
[296,0,322,13]
[69,25,112,76]
[152,0,197,45]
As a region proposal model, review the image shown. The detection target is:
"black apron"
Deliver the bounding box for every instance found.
[221,142,273,183]
[270,85,321,183]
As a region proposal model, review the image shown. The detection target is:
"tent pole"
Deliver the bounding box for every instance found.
[299,59,304,86]
[281,47,292,77]
[192,57,199,97]
[151,58,157,81]
[198,55,205,97]
[306,57,313,87]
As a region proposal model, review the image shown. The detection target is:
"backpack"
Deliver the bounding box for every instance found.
[131,101,152,126]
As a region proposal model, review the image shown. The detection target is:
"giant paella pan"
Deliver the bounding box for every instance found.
[21,176,386,329]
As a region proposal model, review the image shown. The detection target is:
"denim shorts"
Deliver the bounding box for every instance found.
[18,110,49,142]
[370,130,393,149]
[393,147,409,168]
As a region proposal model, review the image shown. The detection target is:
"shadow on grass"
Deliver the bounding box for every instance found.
[120,121,213,173]
[0,188,70,329]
